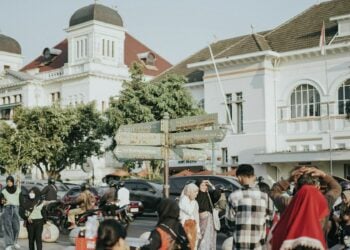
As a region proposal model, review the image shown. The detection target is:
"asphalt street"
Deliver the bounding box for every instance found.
[0,215,228,249]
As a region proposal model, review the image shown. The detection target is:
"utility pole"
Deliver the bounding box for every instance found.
[161,113,170,198]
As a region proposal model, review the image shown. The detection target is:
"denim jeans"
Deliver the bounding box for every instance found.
[3,205,20,247]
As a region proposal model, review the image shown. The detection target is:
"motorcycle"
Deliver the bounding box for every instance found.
[99,203,134,229]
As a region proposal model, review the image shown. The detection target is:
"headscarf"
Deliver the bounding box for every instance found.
[343,190,350,202]
[195,179,212,212]
[24,187,42,210]
[156,198,182,235]
[5,175,17,194]
[181,183,199,198]
[270,185,329,250]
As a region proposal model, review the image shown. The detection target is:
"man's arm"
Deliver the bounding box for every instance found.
[269,180,292,213]
[304,167,341,208]
[225,194,236,231]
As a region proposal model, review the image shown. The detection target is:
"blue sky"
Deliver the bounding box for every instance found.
[0,0,317,65]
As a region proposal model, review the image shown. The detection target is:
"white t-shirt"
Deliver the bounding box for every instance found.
[117,187,130,207]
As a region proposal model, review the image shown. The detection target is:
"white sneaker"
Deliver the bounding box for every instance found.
[14,243,20,249]
[5,246,13,250]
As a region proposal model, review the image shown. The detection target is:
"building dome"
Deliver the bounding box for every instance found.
[69,4,123,27]
[0,34,21,54]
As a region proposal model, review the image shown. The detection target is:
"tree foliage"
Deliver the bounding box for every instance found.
[105,62,203,174]
[0,103,104,178]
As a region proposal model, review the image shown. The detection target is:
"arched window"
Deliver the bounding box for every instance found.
[290,84,320,118]
[338,79,350,115]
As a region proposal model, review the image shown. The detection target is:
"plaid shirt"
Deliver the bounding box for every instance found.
[225,186,274,250]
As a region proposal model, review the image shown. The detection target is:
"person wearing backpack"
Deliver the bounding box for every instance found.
[21,187,47,250]
[141,198,189,250]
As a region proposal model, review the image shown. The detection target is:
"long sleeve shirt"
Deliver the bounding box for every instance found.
[226,186,274,250]
[179,195,200,234]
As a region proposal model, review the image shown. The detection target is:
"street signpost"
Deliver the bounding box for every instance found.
[114,113,225,197]
[115,132,164,146]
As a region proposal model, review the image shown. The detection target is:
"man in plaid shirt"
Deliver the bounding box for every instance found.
[226,164,274,249]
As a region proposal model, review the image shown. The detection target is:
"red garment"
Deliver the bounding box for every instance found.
[270,185,329,250]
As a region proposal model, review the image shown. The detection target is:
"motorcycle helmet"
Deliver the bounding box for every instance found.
[48,178,55,185]
[80,183,90,192]
[118,181,125,188]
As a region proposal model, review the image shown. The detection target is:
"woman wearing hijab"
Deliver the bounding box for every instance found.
[21,187,46,250]
[179,183,200,250]
[195,179,221,250]
[270,174,329,250]
[0,175,21,250]
[141,198,189,250]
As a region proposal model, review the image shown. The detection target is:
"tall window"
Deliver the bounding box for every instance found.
[338,79,350,115]
[226,94,232,124]
[236,92,243,133]
[290,84,320,118]
[221,148,228,165]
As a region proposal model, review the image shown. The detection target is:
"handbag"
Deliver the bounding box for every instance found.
[207,192,221,231]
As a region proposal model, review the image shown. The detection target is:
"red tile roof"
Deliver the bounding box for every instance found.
[21,40,68,73]
[21,33,172,77]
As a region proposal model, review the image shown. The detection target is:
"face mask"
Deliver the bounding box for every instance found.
[29,193,35,199]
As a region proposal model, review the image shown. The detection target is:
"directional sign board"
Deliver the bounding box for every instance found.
[114,145,207,161]
[118,121,161,133]
[115,132,164,146]
[170,147,207,161]
[169,129,225,145]
[169,113,218,132]
[114,145,163,160]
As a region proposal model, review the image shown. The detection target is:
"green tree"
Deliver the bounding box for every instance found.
[105,62,203,176]
[0,103,105,178]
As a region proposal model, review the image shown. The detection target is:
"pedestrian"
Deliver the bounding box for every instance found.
[195,179,221,250]
[22,187,46,250]
[179,183,200,250]
[270,166,341,232]
[95,219,127,250]
[226,164,274,250]
[270,166,340,213]
[141,198,189,250]
[41,178,57,202]
[270,173,329,250]
[0,175,21,250]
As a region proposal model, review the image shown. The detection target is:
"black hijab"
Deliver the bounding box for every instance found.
[156,198,182,234]
[24,187,42,210]
[5,176,17,194]
[195,179,220,213]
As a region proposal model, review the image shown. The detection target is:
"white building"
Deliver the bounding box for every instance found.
[163,0,350,182]
[0,3,171,181]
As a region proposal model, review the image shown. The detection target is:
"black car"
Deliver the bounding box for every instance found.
[169,175,241,199]
[123,179,163,213]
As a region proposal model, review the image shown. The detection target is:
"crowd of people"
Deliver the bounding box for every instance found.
[0,163,349,250]
[141,164,345,250]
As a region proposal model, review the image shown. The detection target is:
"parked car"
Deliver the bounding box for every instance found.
[20,179,70,200]
[123,179,163,213]
[96,185,144,216]
[169,175,241,200]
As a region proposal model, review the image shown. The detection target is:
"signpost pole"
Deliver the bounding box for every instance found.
[211,140,215,175]
[162,113,170,198]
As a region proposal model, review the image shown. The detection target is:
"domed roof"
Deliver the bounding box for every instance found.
[69,4,123,27]
[0,34,21,54]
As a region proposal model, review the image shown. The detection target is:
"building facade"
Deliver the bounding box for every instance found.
[0,3,171,181]
[163,0,350,182]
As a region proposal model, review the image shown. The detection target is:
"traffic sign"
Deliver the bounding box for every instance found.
[169,129,225,145]
[170,147,207,161]
[115,132,164,146]
[169,113,218,132]
[114,145,163,160]
[118,121,161,133]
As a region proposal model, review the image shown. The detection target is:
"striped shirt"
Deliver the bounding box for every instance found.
[226,186,274,250]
